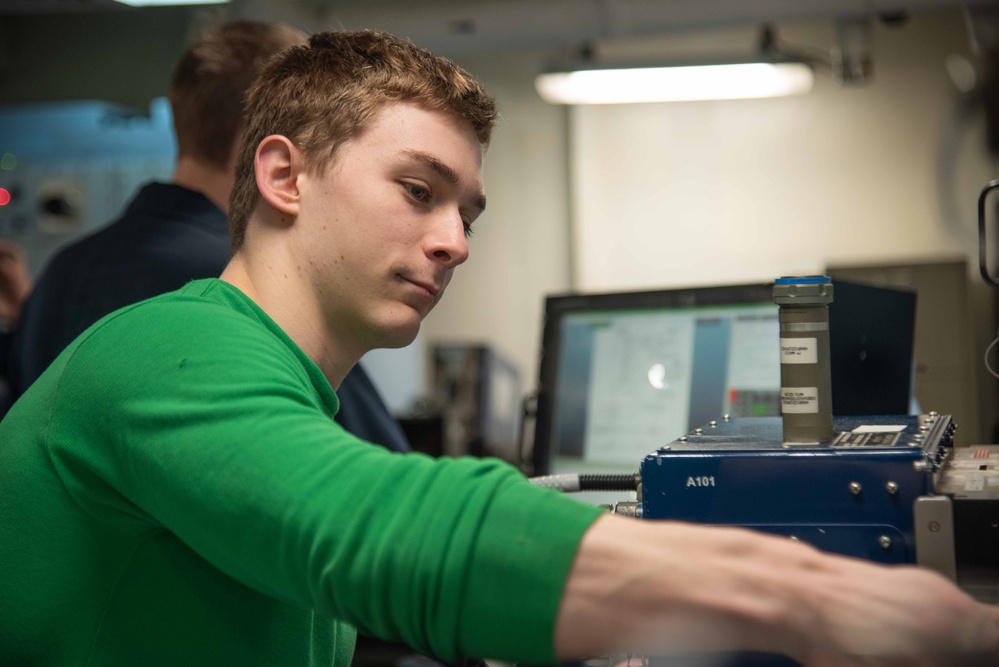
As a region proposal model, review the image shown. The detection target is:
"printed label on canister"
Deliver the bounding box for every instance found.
[780,337,818,364]
[781,387,819,413]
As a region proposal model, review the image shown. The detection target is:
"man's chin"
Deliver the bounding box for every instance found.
[375,320,421,350]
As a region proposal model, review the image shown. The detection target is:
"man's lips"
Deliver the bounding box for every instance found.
[400,275,440,300]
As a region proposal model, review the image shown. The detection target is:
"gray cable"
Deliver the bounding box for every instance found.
[528,473,581,492]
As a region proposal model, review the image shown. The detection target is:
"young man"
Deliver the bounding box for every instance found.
[1,30,997,667]
[3,21,409,456]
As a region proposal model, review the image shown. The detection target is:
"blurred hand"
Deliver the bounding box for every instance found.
[792,559,999,666]
[0,240,31,324]
[558,517,999,667]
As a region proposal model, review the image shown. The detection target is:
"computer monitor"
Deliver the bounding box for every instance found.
[532,283,781,476]
[531,280,919,477]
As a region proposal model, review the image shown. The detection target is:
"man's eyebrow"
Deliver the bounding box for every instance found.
[403,150,487,212]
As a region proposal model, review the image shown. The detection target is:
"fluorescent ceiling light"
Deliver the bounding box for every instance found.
[114,0,229,6]
[535,62,814,105]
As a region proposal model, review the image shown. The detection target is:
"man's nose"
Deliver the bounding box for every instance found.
[427,209,469,268]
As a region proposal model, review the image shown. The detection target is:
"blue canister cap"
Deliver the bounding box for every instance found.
[774,275,832,285]
[773,276,833,305]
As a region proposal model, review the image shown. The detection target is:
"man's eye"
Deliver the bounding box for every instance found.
[462,220,475,239]
[404,183,430,202]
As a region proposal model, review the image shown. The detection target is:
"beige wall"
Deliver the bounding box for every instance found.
[569,12,996,291]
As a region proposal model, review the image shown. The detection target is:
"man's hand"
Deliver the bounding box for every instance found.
[790,556,999,666]
[556,515,999,666]
[0,240,31,325]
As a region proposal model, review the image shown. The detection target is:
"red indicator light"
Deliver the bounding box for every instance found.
[0,188,10,206]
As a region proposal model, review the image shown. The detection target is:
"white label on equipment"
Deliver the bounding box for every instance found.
[780,338,817,364]
[966,476,986,492]
[781,387,819,414]
[852,425,907,433]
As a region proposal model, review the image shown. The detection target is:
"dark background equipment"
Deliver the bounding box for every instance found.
[829,279,917,416]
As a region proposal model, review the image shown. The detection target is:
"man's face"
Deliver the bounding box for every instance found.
[294,101,485,353]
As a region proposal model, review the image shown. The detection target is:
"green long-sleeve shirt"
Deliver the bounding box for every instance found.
[0,279,603,666]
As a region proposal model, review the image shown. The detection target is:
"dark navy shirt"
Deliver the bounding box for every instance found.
[5,182,410,453]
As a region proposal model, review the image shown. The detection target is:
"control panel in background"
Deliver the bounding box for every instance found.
[0,98,175,277]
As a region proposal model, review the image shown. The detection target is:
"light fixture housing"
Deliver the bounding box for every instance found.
[113,0,229,6]
[535,59,814,105]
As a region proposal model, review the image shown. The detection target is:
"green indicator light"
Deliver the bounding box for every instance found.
[0,153,16,171]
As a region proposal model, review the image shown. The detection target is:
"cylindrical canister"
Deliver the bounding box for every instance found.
[773,276,834,444]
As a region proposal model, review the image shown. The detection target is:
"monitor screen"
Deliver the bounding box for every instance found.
[532,284,781,475]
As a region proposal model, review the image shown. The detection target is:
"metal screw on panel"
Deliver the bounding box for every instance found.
[849,482,862,495]
[886,481,899,495]
[878,535,892,550]
[929,411,939,418]
[679,436,688,442]
[694,428,704,435]
[709,420,718,428]
[723,414,731,421]
[928,521,941,533]
[913,460,930,472]
[659,445,671,452]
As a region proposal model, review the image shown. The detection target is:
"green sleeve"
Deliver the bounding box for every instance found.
[45,293,604,664]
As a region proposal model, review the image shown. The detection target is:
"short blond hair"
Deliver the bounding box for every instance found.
[228,30,498,251]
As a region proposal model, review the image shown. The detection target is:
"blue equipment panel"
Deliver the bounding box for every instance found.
[640,414,954,564]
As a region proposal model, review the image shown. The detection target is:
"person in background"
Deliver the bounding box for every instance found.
[2,29,997,667]
[2,20,409,455]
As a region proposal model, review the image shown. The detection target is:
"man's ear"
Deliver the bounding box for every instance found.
[254,135,304,218]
